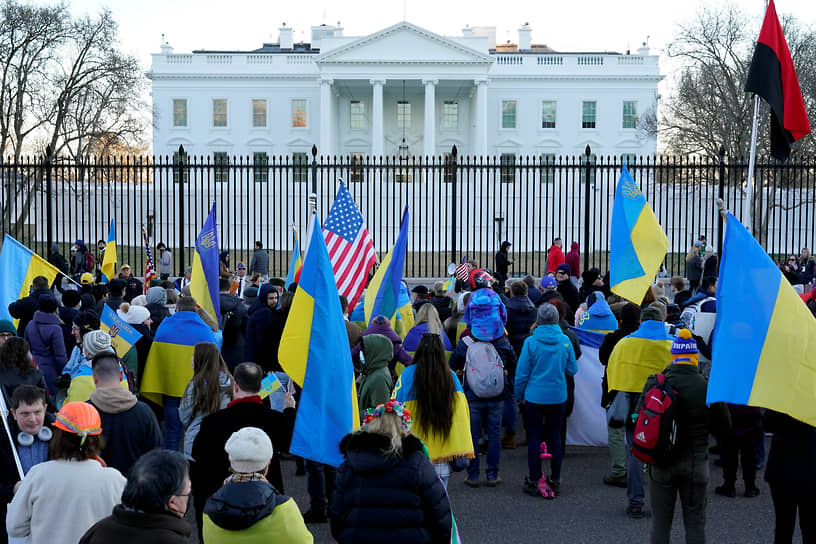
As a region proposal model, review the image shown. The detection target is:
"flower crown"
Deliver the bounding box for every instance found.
[363,400,412,432]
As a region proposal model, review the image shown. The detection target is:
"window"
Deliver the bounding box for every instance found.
[580,153,597,185]
[442,101,458,129]
[349,152,365,182]
[253,152,268,183]
[500,153,515,183]
[502,100,517,129]
[622,101,637,129]
[582,101,596,129]
[540,153,557,183]
[213,99,227,127]
[292,99,307,127]
[293,152,308,183]
[541,101,556,128]
[350,101,366,129]
[173,99,187,127]
[213,152,229,183]
[397,101,411,129]
[252,100,267,127]
[172,149,188,184]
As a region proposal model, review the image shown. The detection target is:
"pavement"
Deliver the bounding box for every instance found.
[282,437,796,543]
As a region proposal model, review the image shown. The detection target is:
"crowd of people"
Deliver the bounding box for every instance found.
[0,235,813,543]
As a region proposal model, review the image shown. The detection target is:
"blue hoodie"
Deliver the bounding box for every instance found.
[577,292,618,333]
[514,324,577,405]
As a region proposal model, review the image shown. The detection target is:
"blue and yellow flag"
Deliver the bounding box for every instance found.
[0,235,61,326]
[259,373,284,400]
[191,204,221,322]
[140,311,217,405]
[609,164,669,304]
[707,214,816,425]
[365,205,409,326]
[392,281,415,340]
[285,226,302,289]
[100,305,142,358]
[393,364,474,464]
[278,216,359,467]
[100,219,117,284]
[607,320,673,393]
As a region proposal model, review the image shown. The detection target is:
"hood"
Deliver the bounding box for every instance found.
[145,286,167,305]
[500,241,511,252]
[339,431,424,476]
[32,311,61,325]
[249,284,276,314]
[531,323,568,345]
[506,295,535,313]
[89,385,138,413]
[578,293,618,332]
[204,480,284,531]
[361,334,393,374]
[364,323,401,344]
[463,288,507,341]
[570,241,580,252]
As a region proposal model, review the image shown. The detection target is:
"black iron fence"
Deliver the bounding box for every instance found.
[1,145,814,281]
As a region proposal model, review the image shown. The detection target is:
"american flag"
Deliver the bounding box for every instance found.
[455,257,472,281]
[323,182,376,311]
[141,225,158,293]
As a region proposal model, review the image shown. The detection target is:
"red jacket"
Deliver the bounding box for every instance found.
[565,242,580,278]
[546,245,565,274]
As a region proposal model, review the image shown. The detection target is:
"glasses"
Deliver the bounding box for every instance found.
[0,332,13,338]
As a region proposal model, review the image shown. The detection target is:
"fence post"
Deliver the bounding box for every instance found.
[177,144,186,275]
[450,145,458,266]
[311,144,318,200]
[582,145,592,274]
[717,145,726,258]
[44,146,53,255]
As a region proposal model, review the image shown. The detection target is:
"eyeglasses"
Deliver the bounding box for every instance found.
[0,332,13,338]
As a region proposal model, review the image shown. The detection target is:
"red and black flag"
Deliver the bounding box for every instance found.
[744,0,810,161]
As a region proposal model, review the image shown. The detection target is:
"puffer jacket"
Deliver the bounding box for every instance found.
[504,294,536,358]
[330,432,451,544]
[514,323,577,405]
[23,311,67,393]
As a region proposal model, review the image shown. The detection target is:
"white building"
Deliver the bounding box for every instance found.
[148,21,661,166]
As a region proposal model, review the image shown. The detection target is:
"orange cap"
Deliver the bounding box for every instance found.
[54,402,102,445]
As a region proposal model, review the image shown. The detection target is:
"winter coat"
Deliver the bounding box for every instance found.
[146,302,171,334]
[58,306,79,356]
[546,244,565,274]
[250,249,270,276]
[799,259,815,285]
[686,254,703,282]
[80,506,191,544]
[577,292,618,333]
[7,287,53,338]
[119,276,143,303]
[402,323,453,353]
[565,241,580,278]
[515,324,577,405]
[203,479,312,544]
[504,294,537,358]
[764,410,816,493]
[357,334,394,412]
[244,284,282,372]
[89,386,162,476]
[351,323,413,378]
[556,279,580,323]
[159,250,173,276]
[218,293,248,370]
[449,330,517,401]
[179,371,232,458]
[330,432,451,544]
[48,248,69,275]
[429,296,453,322]
[24,311,67,385]
[0,366,47,406]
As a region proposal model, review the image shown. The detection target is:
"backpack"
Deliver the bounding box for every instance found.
[462,336,505,398]
[632,374,678,466]
[219,308,239,345]
[84,250,95,272]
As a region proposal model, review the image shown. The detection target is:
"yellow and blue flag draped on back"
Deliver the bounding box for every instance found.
[0,235,60,326]
[609,164,669,304]
[392,364,474,463]
[191,204,221,322]
[100,305,142,358]
[285,226,302,289]
[707,214,816,425]
[607,320,674,393]
[365,206,409,326]
[140,311,217,405]
[278,217,359,467]
[392,282,415,340]
[100,219,117,283]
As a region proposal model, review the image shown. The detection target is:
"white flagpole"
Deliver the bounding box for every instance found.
[744,94,761,236]
[0,392,25,480]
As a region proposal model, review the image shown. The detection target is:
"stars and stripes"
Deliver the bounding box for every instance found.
[455,257,472,281]
[142,225,158,292]
[323,182,376,311]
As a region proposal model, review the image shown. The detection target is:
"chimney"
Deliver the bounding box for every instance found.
[463,25,473,37]
[279,24,294,49]
[518,22,531,51]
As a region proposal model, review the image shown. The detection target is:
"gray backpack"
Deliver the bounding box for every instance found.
[462,336,505,398]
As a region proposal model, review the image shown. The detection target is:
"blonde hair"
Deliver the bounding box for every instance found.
[416,303,442,336]
[362,411,406,458]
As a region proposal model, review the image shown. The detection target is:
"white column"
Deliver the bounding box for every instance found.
[371,79,384,157]
[320,78,333,157]
[423,79,437,159]
[475,79,488,157]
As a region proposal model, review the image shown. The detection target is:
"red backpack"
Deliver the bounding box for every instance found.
[632,374,678,466]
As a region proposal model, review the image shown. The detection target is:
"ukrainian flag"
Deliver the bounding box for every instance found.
[191,204,221,322]
[0,235,60,326]
[140,311,217,405]
[607,320,674,393]
[100,219,117,283]
[100,305,142,358]
[278,216,359,467]
[365,206,409,326]
[285,226,302,289]
[609,164,669,304]
[392,364,474,463]
[392,281,415,340]
[707,214,816,426]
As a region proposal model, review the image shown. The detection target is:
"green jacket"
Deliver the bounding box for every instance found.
[357,334,394,412]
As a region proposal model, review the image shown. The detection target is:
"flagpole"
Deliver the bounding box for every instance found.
[744,94,761,236]
[0,390,25,480]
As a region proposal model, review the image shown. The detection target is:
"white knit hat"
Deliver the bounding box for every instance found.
[117,303,151,325]
[82,330,114,358]
[224,427,273,473]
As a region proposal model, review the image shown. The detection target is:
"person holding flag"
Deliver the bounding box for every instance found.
[365,206,409,327]
[190,204,221,324]
[99,219,117,284]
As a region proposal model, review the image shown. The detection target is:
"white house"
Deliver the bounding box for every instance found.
[148,21,661,167]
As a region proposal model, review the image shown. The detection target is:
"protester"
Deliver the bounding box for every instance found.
[549,297,581,457]
[23,294,67,395]
[495,241,513,286]
[115,301,154,383]
[64,329,118,404]
[403,303,453,354]
[145,286,171,333]
[203,427,313,543]
[330,400,452,543]
[7,402,126,544]
[79,450,192,544]
[48,244,70,275]
[685,242,703,291]
[797,247,815,287]
[7,276,51,341]
[219,250,231,279]
[351,315,412,380]
[546,237,565,274]
[250,241,270,281]
[565,241,580,281]
[0,320,15,348]
[156,242,173,281]
[174,267,192,291]
[442,291,469,348]
[428,281,453,323]
[244,283,280,370]
[357,333,394,412]
[58,289,82,355]
[0,337,47,403]
[218,277,247,370]
[118,265,143,302]
[715,404,763,498]
[555,263,580,323]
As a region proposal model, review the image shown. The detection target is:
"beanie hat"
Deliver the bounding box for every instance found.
[670,329,699,366]
[640,303,665,322]
[225,427,273,473]
[53,402,102,446]
[62,290,81,308]
[117,302,150,325]
[536,303,559,325]
[146,286,167,305]
[464,288,506,341]
[73,311,99,337]
[556,263,571,275]
[0,319,16,336]
[83,330,114,358]
[619,302,642,328]
[80,272,94,285]
[540,276,557,290]
[108,279,125,294]
[37,294,58,313]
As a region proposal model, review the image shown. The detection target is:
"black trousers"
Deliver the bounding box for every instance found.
[770,483,816,543]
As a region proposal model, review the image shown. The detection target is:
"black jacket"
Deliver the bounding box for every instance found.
[120,276,143,303]
[145,303,171,334]
[429,296,452,323]
[79,505,191,544]
[330,432,451,544]
[8,287,53,338]
[218,293,247,370]
[556,280,580,323]
[504,295,536,358]
[764,410,816,492]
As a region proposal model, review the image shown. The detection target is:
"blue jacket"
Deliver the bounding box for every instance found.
[514,324,577,405]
